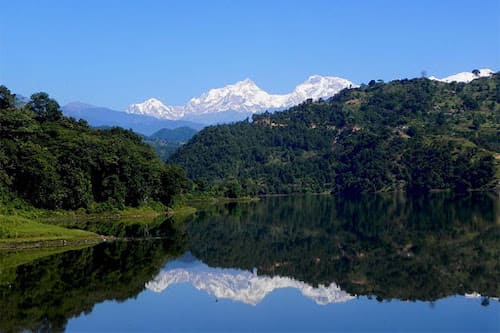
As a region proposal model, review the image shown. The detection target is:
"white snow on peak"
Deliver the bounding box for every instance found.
[126,98,185,120]
[185,78,282,114]
[145,259,355,306]
[126,75,356,120]
[287,75,356,105]
[429,68,494,83]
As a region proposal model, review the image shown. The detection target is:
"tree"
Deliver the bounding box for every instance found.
[0,86,15,110]
[26,92,62,121]
[472,69,480,76]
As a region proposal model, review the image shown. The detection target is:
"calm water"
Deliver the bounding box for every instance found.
[1,194,499,332]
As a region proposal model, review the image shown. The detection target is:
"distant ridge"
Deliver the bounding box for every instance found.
[127,69,495,124]
[62,102,203,136]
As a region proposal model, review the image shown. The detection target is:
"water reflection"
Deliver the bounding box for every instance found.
[0,193,498,332]
[52,215,179,238]
[0,238,186,333]
[184,193,499,301]
[146,253,354,306]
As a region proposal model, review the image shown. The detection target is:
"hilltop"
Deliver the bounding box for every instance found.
[169,74,499,195]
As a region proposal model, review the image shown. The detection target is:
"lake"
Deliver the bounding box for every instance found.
[1,194,499,332]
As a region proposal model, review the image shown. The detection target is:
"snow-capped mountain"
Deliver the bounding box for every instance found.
[127,98,185,120]
[286,75,354,105]
[429,68,494,83]
[184,78,287,115]
[146,255,355,306]
[127,75,355,122]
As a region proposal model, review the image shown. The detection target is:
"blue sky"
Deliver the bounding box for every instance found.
[1,0,499,110]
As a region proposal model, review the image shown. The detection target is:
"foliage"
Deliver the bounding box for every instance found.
[170,75,500,195]
[185,194,500,301]
[0,86,190,210]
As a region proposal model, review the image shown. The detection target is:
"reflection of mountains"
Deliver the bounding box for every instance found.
[185,194,500,301]
[146,254,355,305]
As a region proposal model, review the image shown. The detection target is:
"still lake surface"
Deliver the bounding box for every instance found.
[1,194,499,332]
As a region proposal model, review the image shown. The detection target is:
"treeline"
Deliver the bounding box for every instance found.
[0,86,189,211]
[170,74,499,195]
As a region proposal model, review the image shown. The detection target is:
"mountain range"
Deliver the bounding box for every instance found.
[127,75,356,121]
[127,69,494,123]
[58,69,494,133]
[61,102,203,135]
[146,254,355,306]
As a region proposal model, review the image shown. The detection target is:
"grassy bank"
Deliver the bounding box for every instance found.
[0,215,103,250]
[0,200,199,248]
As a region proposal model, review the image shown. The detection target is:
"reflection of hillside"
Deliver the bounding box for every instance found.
[185,193,499,301]
[0,237,187,333]
[146,254,355,305]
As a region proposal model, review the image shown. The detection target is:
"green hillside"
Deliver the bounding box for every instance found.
[170,75,499,195]
[0,86,189,211]
[145,126,198,161]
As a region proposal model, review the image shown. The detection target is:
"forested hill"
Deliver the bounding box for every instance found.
[169,74,499,195]
[0,86,188,210]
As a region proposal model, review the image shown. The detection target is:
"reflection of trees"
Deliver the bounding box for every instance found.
[54,215,179,238]
[186,193,499,302]
[0,222,187,333]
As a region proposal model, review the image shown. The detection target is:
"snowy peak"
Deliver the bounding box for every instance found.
[185,78,276,114]
[288,75,355,105]
[430,68,494,83]
[126,75,355,121]
[127,98,184,120]
[234,78,259,88]
[146,257,355,306]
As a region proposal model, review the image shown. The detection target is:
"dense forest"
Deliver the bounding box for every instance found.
[0,86,189,211]
[170,74,499,195]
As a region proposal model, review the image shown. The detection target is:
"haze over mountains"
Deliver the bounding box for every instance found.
[58,69,494,134]
[61,102,204,135]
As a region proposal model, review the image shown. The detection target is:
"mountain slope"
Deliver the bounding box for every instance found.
[146,127,198,161]
[149,126,197,142]
[62,102,203,135]
[169,74,499,195]
[127,75,356,123]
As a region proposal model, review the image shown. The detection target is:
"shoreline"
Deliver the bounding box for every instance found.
[0,235,109,251]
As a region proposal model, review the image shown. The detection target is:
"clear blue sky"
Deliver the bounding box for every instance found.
[1,0,499,110]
